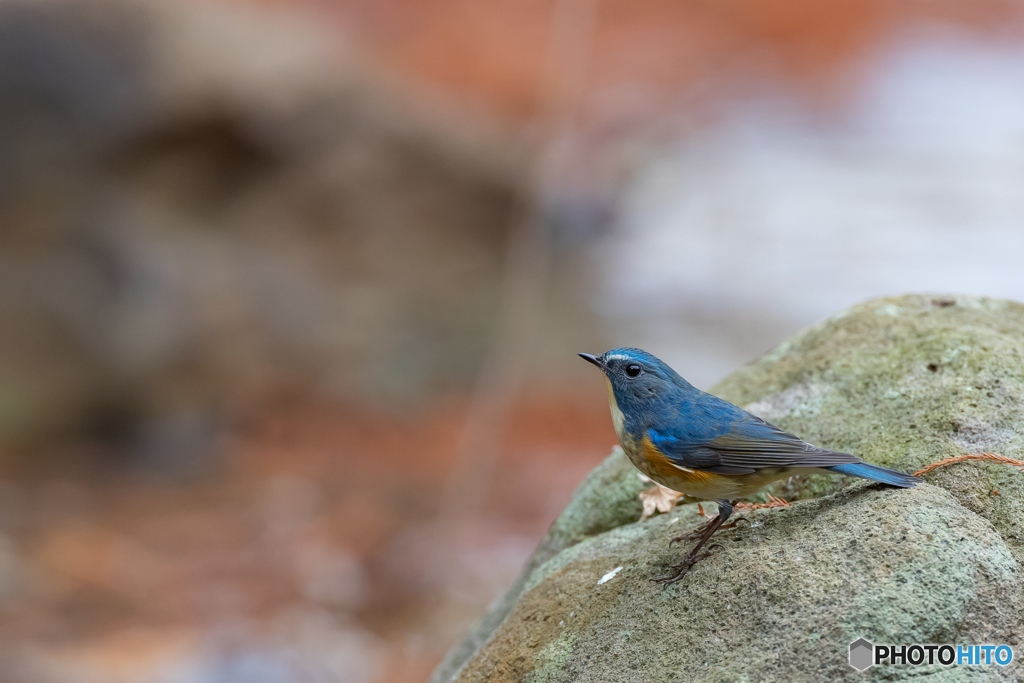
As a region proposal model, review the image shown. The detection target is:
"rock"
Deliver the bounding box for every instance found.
[433,294,1024,682]
[716,294,1024,563]
[430,448,647,682]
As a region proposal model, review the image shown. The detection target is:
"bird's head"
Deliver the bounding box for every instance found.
[578,347,690,408]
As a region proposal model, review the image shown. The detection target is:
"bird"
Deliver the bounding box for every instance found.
[579,347,920,584]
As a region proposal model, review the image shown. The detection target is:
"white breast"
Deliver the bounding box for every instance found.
[604,376,626,441]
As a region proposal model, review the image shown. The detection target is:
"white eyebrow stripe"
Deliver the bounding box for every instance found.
[605,354,630,361]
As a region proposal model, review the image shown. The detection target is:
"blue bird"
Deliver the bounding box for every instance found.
[579,347,920,584]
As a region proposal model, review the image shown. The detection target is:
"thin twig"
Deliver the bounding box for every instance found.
[914,452,1024,477]
[735,494,791,511]
[688,494,789,519]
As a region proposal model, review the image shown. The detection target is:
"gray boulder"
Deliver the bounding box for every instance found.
[432,294,1024,682]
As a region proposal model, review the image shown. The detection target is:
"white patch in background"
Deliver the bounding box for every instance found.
[595,31,1024,389]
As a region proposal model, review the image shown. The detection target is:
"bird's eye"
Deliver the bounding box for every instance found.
[625,364,642,378]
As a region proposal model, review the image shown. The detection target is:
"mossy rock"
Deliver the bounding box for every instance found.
[432,294,1024,682]
[715,294,1024,559]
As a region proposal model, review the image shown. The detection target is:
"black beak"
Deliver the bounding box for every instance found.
[578,353,603,368]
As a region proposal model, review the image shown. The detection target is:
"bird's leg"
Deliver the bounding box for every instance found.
[668,512,748,545]
[653,500,736,585]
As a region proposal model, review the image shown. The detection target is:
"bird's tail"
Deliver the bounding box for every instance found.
[828,462,921,488]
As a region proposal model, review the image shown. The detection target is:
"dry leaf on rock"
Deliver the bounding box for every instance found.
[639,483,684,521]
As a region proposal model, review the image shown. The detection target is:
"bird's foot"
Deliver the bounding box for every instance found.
[651,544,723,586]
[668,516,749,546]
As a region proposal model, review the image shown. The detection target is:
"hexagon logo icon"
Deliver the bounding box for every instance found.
[849,638,874,671]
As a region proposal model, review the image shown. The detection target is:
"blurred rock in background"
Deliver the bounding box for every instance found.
[0,0,520,464]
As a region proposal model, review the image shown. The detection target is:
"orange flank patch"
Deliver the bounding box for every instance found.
[640,435,719,485]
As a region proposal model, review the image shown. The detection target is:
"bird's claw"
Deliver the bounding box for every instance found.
[651,544,724,586]
[667,533,689,547]
[668,515,749,546]
[669,518,715,545]
[728,516,750,529]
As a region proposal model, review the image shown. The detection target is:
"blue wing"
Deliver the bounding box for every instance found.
[648,400,858,475]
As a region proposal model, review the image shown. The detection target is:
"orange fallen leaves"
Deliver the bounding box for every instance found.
[735,494,790,511]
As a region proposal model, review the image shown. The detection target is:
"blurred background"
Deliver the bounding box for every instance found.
[2,0,1024,681]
